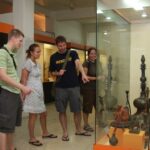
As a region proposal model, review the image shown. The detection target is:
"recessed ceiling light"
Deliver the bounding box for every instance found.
[106,17,111,20]
[97,9,103,14]
[104,31,108,35]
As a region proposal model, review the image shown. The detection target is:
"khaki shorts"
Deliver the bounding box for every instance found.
[0,88,22,133]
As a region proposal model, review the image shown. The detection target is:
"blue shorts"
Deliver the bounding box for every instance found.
[55,87,81,112]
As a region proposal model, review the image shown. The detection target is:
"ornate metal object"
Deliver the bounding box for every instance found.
[130,55,149,134]
[133,55,148,114]
[110,91,130,129]
[105,56,117,110]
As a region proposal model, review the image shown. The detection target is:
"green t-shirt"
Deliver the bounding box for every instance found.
[0,44,20,94]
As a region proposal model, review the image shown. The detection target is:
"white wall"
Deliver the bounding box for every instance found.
[130,23,150,113]
[82,23,96,47]
[54,20,83,43]
[0,13,13,24]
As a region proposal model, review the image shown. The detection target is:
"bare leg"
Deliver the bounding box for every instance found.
[7,133,14,150]
[0,132,7,150]
[59,112,68,137]
[39,111,49,136]
[74,112,82,133]
[28,113,37,141]
[83,112,89,127]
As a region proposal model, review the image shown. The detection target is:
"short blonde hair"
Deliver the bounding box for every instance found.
[8,29,24,40]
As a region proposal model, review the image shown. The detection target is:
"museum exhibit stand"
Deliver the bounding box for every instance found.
[94,0,150,149]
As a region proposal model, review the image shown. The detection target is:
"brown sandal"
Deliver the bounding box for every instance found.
[62,136,69,141]
[29,140,43,146]
[42,134,57,138]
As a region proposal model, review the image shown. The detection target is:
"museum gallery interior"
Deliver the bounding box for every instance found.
[1,0,150,150]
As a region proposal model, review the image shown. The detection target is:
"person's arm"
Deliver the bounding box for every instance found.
[50,70,66,77]
[20,69,29,86]
[83,66,96,81]
[48,54,66,80]
[75,59,89,83]
[0,68,31,95]
[83,61,105,81]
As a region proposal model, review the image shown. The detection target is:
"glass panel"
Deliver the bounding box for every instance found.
[96,0,130,146]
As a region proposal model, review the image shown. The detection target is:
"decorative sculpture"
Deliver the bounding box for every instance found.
[130,55,149,134]
[133,55,148,114]
[104,56,117,110]
[110,91,130,128]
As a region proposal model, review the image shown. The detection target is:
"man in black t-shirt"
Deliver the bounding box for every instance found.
[49,35,90,141]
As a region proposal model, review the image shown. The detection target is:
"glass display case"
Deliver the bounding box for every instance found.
[95,1,150,150]
[95,0,130,148]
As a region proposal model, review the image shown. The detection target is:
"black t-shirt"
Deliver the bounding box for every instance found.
[82,60,96,89]
[49,50,80,88]
[82,60,102,89]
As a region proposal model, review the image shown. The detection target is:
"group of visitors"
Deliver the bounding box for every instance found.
[0,29,104,150]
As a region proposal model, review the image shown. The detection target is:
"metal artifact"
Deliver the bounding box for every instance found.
[104,56,117,110]
[130,55,149,134]
[111,91,131,128]
[107,128,118,146]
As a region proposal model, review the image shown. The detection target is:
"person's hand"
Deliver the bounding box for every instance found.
[82,74,89,83]
[20,93,26,102]
[58,69,66,76]
[97,75,105,81]
[21,85,32,95]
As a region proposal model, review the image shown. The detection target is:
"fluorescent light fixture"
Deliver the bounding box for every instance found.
[125,0,143,11]
[97,9,103,14]
[141,12,147,18]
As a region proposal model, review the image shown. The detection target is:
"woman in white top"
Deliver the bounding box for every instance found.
[21,44,57,146]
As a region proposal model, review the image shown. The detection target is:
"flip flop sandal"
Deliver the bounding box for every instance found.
[62,136,69,141]
[75,131,91,136]
[42,134,57,138]
[29,140,43,146]
[83,125,94,132]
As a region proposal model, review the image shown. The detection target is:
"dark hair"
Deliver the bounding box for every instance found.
[87,47,97,56]
[26,43,39,59]
[55,35,67,45]
[8,29,24,40]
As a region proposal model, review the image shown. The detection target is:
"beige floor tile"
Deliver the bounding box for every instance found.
[14,103,95,150]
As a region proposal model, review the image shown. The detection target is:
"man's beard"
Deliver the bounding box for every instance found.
[12,48,18,53]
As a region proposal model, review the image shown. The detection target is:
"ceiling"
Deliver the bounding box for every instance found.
[98,0,150,23]
[1,0,150,24]
[35,0,95,11]
[115,7,150,23]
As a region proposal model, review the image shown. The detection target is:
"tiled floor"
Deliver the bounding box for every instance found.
[14,103,95,150]
[14,103,148,150]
